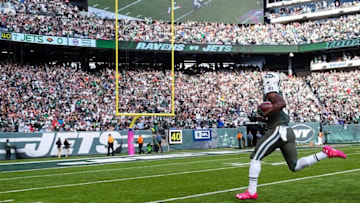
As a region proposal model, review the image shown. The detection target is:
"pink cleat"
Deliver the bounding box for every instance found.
[323,146,347,159]
[235,190,258,200]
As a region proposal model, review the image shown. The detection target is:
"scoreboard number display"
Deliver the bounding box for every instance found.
[169,130,182,144]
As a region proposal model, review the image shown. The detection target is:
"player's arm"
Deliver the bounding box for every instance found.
[263,92,286,117]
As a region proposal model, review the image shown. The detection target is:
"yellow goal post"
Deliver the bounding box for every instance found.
[114,0,176,155]
[114,0,176,128]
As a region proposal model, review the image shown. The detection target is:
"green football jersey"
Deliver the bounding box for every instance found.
[264,91,290,128]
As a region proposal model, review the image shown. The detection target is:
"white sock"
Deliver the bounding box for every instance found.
[168,7,171,13]
[294,152,328,171]
[248,159,261,195]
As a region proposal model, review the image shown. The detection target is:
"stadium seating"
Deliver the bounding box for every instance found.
[0,0,360,45]
[3,62,351,132]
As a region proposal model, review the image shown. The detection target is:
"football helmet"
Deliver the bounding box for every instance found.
[262,72,281,96]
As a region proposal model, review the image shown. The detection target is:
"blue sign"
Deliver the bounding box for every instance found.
[193,129,212,141]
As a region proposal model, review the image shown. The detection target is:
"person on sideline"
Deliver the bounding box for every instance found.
[56,137,62,158]
[107,133,114,156]
[237,131,243,149]
[137,134,145,154]
[156,132,163,153]
[5,139,11,160]
[64,138,71,157]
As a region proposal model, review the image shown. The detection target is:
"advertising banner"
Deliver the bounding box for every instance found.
[68,37,97,47]
[0,130,155,160]
[193,129,212,141]
[2,31,360,53]
[3,32,96,48]
[290,122,320,144]
[96,40,298,54]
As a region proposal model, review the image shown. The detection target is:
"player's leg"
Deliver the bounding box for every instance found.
[279,128,298,171]
[281,128,346,172]
[236,127,281,200]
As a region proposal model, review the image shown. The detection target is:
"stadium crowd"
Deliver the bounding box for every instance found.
[307,70,360,125]
[3,62,356,132]
[1,0,360,45]
[269,0,359,19]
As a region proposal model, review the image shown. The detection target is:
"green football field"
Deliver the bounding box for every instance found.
[0,145,359,202]
[89,0,264,23]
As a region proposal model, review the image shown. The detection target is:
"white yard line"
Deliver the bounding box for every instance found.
[146,168,360,203]
[175,0,214,22]
[0,200,14,203]
[0,157,244,181]
[118,0,142,12]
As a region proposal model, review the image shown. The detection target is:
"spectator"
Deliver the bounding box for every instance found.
[247,131,254,148]
[0,0,360,45]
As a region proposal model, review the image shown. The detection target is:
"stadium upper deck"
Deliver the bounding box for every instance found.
[0,0,359,45]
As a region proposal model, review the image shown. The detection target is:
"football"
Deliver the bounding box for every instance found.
[258,102,273,112]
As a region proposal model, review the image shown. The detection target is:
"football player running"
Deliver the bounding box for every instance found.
[235,72,347,200]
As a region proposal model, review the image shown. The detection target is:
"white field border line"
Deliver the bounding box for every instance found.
[0,153,243,174]
[0,146,333,167]
[0,147,352,174]
[0,200,14,203]
[175,0,214,22]
[0,147,317,167]
[0,150,245,166]
[0,155,134,166]
[118,0,142,12]
[0,157,246,181]
[146,168,360,203]
[0,166,241,194]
